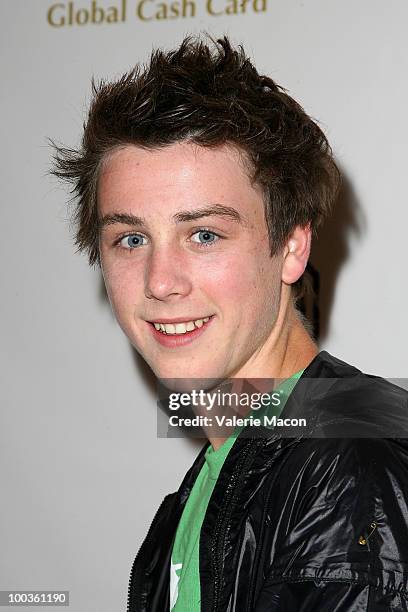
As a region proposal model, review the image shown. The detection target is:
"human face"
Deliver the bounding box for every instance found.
[98,142,284,381]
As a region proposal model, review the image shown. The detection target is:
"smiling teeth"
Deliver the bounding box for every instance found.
[153,317,210,334]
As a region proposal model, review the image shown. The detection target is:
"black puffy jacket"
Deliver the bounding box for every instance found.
[127,351,408,611]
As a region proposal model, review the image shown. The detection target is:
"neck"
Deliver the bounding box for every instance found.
[208,284,318,450]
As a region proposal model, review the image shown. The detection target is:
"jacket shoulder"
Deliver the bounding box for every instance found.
[292,351,408,436]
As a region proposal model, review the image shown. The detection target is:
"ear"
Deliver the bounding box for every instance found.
[281,223,312,285]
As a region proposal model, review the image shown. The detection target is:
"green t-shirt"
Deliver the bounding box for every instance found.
[169,370,304,611]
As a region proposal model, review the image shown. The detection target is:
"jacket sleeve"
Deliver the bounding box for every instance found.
[253,438,408,611]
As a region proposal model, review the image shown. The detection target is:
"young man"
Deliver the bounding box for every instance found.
[53,37,408,611]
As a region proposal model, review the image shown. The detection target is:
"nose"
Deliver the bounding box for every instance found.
[144,244,193,302]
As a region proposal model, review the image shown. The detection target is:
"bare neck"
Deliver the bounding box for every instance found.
[208,287,318,450]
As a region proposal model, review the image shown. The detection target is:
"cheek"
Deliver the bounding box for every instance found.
[101,258,139,317]
[256,257,283,316]
[197,250,253,304]
[199,243,281,319]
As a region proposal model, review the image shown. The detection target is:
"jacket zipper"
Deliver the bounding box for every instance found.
[211,438,263,611]
[127,495,172,612]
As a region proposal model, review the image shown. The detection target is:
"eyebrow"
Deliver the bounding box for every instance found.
[173,205,244,224]
[98,204,246,232]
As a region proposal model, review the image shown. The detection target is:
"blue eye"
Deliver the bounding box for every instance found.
[191,230,219,246]
[120,234,146,249]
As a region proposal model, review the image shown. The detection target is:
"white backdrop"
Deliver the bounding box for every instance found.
[1,1,407,610]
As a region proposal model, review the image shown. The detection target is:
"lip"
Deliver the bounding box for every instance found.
[147,315,215,348]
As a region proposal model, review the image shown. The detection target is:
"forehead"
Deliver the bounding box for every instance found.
[97,142,263,217]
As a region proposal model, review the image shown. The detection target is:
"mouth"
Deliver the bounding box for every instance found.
[146,315,215,347]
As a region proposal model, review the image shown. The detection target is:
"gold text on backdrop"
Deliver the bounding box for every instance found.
[47,0,126,26]
[206,0,266,16]
[137,0,196,19]
[46,0,267,26]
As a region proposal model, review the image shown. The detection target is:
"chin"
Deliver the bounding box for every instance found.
[152,361,228,391]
